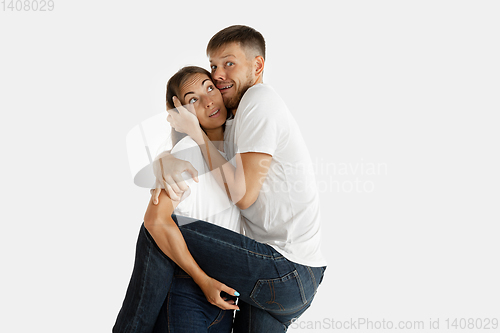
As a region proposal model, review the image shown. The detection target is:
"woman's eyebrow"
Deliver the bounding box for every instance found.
[183,79,211,99]
[183,91,194,99]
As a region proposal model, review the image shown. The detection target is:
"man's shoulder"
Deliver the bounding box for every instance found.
[241,83,279,102]
[237,84,288,116]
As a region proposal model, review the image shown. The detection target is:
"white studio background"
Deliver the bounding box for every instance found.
[1,1,499,332]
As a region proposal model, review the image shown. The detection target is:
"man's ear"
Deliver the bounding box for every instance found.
[254,56,264,76]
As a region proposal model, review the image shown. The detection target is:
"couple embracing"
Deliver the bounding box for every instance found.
[114,25,327,333]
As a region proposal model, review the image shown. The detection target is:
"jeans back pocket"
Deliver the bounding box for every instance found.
[250,269,307,313]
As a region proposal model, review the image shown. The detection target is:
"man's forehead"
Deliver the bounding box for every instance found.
[209,43,244,62]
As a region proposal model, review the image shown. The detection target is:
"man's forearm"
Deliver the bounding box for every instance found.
[192,131,246,204]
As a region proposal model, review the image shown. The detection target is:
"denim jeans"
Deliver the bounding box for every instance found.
[152,267,234,333]
[113,216,326,333]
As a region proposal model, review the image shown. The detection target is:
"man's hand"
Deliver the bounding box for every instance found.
[197,276,240,311]
[152,151,198,204]
[166,96,204,142]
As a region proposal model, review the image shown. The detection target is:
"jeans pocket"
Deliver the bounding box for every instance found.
[250,269,307,313]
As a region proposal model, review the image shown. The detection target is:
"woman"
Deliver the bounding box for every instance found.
[114,66,239,333]
[115,65,325,333]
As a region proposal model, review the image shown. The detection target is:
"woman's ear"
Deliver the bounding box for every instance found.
[254,56,264,76]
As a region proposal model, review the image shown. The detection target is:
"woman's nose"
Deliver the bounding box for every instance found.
[202,96,213,108]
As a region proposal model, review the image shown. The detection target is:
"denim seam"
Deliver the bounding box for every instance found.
[131,228,153,333]
[306,266,317,291]
[296,270,307,305]
[207,310,225,328]
[266,280,285,311]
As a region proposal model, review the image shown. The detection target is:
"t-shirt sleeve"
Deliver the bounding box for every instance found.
[234,87,285,156]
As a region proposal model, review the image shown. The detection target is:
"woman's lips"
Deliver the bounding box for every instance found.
[209,109,221,118]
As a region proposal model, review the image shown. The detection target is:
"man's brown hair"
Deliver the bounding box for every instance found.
[206,25,266,60]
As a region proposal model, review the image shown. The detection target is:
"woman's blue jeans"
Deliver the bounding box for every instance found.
[113,216,326,333]
[152,267,234,333]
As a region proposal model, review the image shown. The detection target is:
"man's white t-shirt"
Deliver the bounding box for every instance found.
[224,84,327,267]
[171,136,241,233]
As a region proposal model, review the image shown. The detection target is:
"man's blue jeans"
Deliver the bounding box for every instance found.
[113,216,326,332]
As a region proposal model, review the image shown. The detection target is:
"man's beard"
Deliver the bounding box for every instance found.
[224,68,254,111]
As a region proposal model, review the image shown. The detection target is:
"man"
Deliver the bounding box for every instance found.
[115,25,326,332]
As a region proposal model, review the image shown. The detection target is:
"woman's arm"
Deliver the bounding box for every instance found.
[143,189,239,310]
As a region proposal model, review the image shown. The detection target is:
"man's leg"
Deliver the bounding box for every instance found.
[113,224,176,333]
[175,217,326,326]
[232,266,326,332]
[114,217,326,332]
[233,301,286,333]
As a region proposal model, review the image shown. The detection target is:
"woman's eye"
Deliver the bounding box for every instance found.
[208,86,214,92]
[226,62,234,66]
[189,98,197,104]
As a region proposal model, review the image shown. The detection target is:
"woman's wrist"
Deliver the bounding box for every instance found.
[190,269,210,287]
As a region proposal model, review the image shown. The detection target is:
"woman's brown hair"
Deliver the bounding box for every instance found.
[166,66,213,147]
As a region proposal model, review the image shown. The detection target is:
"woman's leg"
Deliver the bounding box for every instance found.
[113,224,176,333]
[153,268,233,333]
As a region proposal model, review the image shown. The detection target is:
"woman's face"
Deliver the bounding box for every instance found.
[178,73,227,131]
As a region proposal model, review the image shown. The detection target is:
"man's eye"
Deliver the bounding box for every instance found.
[226,62,234,66]
[189,98,197,104]
[211,65,217,71]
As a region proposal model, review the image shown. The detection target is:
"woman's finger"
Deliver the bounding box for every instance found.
[215,296,239,311]
[172,96,191,115]
[221,284,240,298]
[172,96,181,108]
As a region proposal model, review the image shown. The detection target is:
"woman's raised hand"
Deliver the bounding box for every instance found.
[167,96,203,143]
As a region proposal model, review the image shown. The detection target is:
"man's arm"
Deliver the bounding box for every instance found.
[194,131,272,210]
[143,189,239,310]
[166,96,272,210]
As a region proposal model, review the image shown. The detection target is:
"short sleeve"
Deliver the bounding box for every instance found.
[234,85,287,156]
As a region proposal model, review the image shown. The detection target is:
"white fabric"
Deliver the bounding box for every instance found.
[225,84,327,267]
[171,136,241,233]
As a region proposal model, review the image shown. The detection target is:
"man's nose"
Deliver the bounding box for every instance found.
[213,67,226,81]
